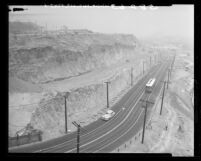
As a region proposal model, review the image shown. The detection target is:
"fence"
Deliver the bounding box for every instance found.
[9,131,42,148]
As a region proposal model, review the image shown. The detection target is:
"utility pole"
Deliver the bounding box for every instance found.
[160,81,166,115]
[156,54,158,64]
[105,81,110,108]
[45,23,47,37]
[171,55,175,71]
[131,67,133,86]
[168,68,171,80]
[64,96,67,134]
[143,61,145,75]
[77,124,80,153]
[140,95,154,144]
[72,121,80,153]
[150,56,151,67]
[64,92,70,134]
[167,69,170,89]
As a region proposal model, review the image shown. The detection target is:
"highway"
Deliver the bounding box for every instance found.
[9,58,171,153]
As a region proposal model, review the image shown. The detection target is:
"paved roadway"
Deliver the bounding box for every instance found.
[9,58,171,153]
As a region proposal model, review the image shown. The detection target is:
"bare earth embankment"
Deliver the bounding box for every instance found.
[9,22,170,141]
[115,49,194,156]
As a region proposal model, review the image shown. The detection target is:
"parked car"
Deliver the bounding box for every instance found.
[101,110,115,121]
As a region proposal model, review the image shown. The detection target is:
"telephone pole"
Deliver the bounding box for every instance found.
[160,81,166,115]
[105,81,110,108]
[72,121,80,153]
[64,92,70,134]
[143,61,145,75]
[167,69,170,89]
[168,68,171,80]
[77,124,80,153]
[46,23,47,37]
[150,56,152,67]
[155,54,157,64]
[171,55,175,71]
[64,96,67,133]
[131,67,133,86]
[140,95,154,144]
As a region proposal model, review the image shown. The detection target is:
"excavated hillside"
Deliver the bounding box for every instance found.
[9,22,141,84]
[9,22,160,141]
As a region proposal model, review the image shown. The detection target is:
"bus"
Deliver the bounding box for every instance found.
[145,78,156,93]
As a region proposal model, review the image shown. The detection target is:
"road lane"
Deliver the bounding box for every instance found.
[9,61,166,153]
[80,61,169,153]
[41,63,165,153]
[96,61,169,152]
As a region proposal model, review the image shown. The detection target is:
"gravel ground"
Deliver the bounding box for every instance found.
[114,49,194,156]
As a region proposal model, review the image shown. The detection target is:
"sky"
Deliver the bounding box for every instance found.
[9,5,194,40]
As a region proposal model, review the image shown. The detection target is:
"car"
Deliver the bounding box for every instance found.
[106,110,115,116]
[101,110,115,121]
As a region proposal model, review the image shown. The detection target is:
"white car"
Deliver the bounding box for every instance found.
[101,110,115,121]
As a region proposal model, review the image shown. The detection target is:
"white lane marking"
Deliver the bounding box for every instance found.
[34,84,144,153]
[94,63,168,152]
[94,111,144,153]
[33,109,121,153]
[65,89,145,153]
[34,65,161,153]
[64,63,166,153]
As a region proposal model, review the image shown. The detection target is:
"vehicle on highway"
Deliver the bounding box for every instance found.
[101,110,115,121]
[145,78,156,93]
